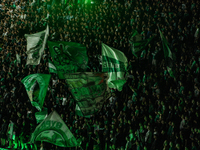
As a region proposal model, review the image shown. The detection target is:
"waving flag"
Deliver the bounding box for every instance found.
[48,41,88,79]
[48,59,57,74]
[65,72,110,116]
[30,111,81,147]
[25,25,49,65]
[158,27,175,78]
[102,43,128,91]
[75,104,91,118]
[21,74,51,111]
[35,107,48,124]
[129,30,153,57]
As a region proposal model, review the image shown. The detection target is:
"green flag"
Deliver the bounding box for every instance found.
[30,111,80,147]
[65,72,110,116]
[75,104,91,118]
[48,41,88,79]
[21,74,51,111]
[25,25,49,65]
[35,107,48,124]
[129,30,153,57]
[48,59,57,74]
[102,43,128,91]
[158,28,175,78]
[7,121,14,140]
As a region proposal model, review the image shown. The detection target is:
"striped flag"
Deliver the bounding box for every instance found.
[102,43,128,91]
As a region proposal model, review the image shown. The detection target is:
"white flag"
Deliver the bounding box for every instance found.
[102,43,128,91]
[25,25,49,65]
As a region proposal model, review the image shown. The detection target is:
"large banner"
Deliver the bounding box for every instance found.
[48,41,88,79]
[102,43,128,91]
[30,111,80,147]
[65,72,110,116]
[25,25,49,65]
[21,74,51,111]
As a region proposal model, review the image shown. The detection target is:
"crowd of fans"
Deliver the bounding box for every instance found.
[0,0,200,149]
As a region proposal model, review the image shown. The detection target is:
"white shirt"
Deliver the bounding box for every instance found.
[20,14,26,20]
[8,9,13,14]
[109,96,115,105]
[52,79,58,86]
[2,32,7,37]
[16,5,21,10]
[180,119,185,130]
[10,23,15,29]
[62,97,67,106]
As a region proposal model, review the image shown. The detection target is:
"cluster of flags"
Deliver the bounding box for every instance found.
[20,25,129,148]
[19,25,175,148]
[129,30,154,58]
[129,28,175,78]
